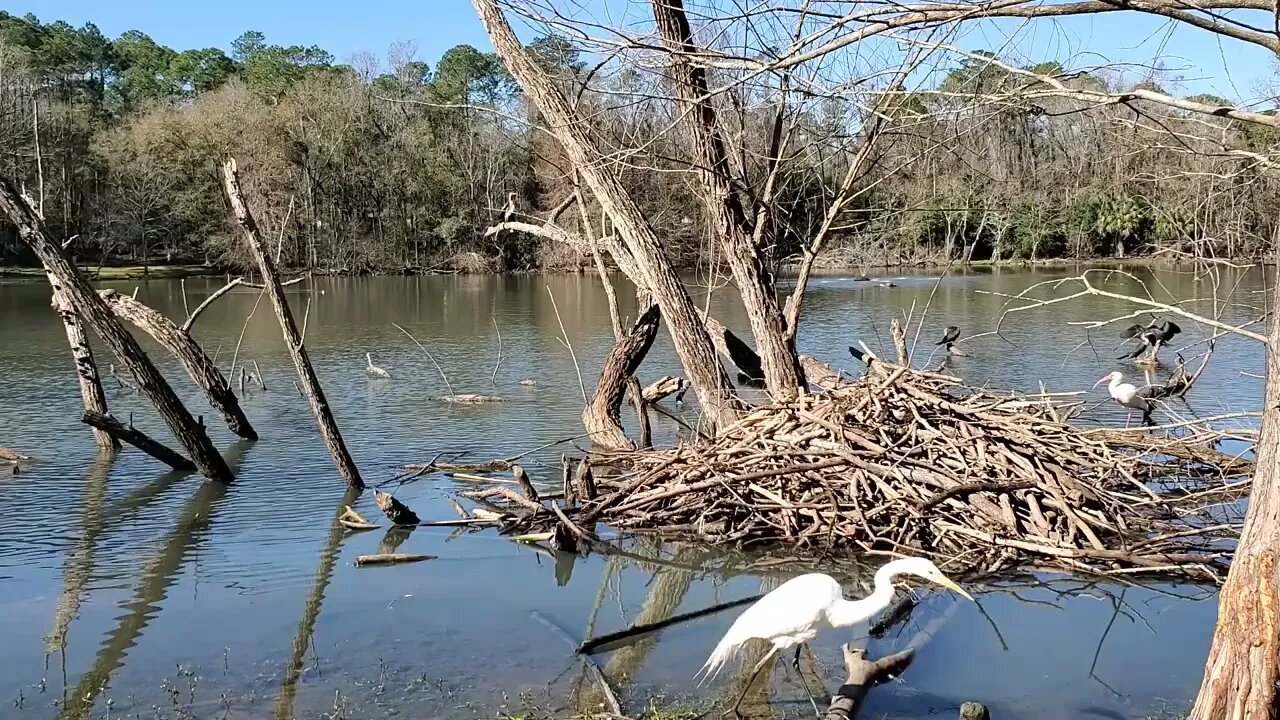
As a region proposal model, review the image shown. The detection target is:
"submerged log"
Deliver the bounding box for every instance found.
[100,289,257,440]
[373,489,421,525]
[583,304,661,451]
[222,159,361,488]
[354,553,434,567]
[0,177,231,481]
[81,411,195,472]
[800,355,849,390]
[824,644,915,720]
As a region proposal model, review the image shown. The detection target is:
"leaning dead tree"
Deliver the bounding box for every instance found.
[221,159,363,488]
[50,277,117,450]
[583,305,661,451]
[472,0,741,431]
[99,290,257,440]
[0,177,232,481]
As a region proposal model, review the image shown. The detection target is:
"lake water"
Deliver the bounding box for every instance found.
[0,267,1266,720]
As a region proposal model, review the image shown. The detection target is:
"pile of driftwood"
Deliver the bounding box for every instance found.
[449,359,1247,582]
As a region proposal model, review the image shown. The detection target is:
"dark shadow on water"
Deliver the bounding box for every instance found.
[57,440,256,720]
[273,485,362,720]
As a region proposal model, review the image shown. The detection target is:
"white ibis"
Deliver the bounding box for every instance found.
[1093,370,1152,427]
[365,352,391,378]
[698,559,973,717]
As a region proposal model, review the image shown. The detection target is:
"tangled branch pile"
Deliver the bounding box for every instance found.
[464,360,1249,583]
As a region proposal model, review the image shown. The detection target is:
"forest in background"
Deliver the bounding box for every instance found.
[0,10,1276,274]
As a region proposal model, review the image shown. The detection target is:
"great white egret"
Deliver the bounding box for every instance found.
[502,191,517,223]
[366,352,391,379]
[1093,370,1151,426]
[698,557,973,715]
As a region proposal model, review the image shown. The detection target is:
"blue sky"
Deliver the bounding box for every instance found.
[7,0,1276,104]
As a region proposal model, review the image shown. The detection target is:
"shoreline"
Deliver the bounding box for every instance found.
[0,255,1268,282]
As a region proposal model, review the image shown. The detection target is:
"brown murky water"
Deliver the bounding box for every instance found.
[0,267,1266,719]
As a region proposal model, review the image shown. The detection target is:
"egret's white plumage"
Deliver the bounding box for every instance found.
[697,557,972,684]
[366,352,391,379]
[1093,371,1150,426]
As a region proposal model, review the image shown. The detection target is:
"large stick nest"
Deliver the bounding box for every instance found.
[468,361,1248,583]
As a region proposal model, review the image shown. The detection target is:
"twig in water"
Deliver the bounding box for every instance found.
[299,297,311,347]
[252,360,267,390]
[491,317,503,386]
[230,287,267,380]
[391,322,455,396]
[529,610,622,717]
[546,285,587,404]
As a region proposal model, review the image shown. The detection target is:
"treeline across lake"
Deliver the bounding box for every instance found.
[1,11,1277,274]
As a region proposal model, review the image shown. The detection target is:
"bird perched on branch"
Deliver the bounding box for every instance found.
[1093,370,1152,427]
[935,325,965,356]
[502,191,517,224]
[1118,319,1180,363]
[365,352,391,378]
[697,558,973,716]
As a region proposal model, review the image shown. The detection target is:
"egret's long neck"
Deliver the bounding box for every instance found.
[826,564,899,628]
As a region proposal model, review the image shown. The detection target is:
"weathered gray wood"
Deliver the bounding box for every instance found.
[221,159,362,488]
[0,176,231,481]
[471,0,740,431]
[650,0,804,401]
[50,279,118,450]
[100,289,257,440]
[81,411,195,472]
[823,645,915,720]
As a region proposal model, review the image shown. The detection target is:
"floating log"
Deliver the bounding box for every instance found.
[373,489,421,525]
[0,179,231,481]
[582,304,661,451]
[222,159,361,488]
[100,289,257,440]
[354,553,434,567]
[0,448,32,463]
[338,506,378,531]
[440,393,507,403]
[81,411,195,472]
[640,375,686,403]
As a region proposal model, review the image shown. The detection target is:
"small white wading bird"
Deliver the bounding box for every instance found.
[1093,370,1152,427]
[365,352,391,379]
[697,557,973,716]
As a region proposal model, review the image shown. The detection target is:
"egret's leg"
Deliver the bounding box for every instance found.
[1125,408,1132,428]
[788,644,824,718]
[726,645,778,717]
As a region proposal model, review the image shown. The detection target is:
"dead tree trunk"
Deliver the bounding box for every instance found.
[650,0,804,402]
[99,290,257,441]
[220,160,363,488]
[471,0,740,431]
[82,411,196,472]
[50,280,118,450]
[583,305,660,451]
[1188,277,1280,719]
[0,177,232,481]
